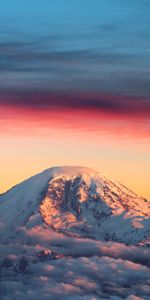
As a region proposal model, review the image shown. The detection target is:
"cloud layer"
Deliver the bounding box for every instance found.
[0,233,150,300]
[1,91,150,116]
[0,0,150,97]
[0,92,149,139]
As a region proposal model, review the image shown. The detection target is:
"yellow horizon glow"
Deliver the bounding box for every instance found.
[0,135,149,199]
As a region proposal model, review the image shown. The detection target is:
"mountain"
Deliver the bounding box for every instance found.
[0,166,150,245]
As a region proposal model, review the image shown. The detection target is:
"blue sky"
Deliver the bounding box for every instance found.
[0,0,150,96]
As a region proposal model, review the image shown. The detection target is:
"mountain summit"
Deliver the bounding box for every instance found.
[0,166,149,245]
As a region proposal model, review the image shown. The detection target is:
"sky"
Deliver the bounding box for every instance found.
[0,0,150,198]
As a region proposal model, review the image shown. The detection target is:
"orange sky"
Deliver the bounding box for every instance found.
[0,96,150,199]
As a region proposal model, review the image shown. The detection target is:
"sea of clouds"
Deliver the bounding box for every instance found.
[0,229,150,300]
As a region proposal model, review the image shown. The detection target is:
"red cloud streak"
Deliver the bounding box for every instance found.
[0,92,150,139]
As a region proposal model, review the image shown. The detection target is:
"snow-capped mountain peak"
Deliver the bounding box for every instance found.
[0,166,149,245]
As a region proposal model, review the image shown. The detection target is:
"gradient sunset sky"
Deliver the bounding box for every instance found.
[0,0,150,198]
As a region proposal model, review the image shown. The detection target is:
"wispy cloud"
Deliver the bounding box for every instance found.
[1,91,150,116]
[0,91,149,140]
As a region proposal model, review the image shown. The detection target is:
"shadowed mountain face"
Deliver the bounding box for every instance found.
[0,166,149,245]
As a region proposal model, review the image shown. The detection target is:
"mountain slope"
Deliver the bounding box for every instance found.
[0,166,149,245]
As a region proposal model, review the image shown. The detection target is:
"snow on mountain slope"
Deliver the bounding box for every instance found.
[0,166,149,245]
